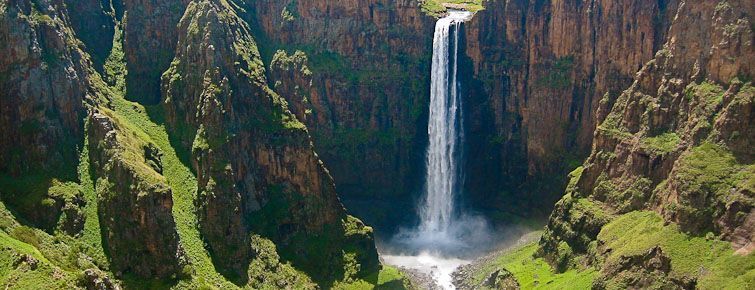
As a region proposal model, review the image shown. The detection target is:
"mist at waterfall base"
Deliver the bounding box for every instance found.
[382,213,494,289]
[379,10,497,289]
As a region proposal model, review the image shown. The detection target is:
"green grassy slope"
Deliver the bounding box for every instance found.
[599,211,755,289]
[464,241,597,289]
[461,211,754,289]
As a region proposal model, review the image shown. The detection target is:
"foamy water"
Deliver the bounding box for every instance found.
[382,253,469,289]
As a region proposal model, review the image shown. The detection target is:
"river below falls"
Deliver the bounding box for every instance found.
[377,228,541,289]
[381,252,469,289]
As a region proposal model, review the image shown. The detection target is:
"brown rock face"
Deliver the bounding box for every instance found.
[0,0,96,234]
[250,0,435,219]
[88,111,184,278]
[122,0,189,104]
[163,0,378,282]
[579,0,752,236]
[64,0,116,71]
[0,0,90,176]
[460,0,680,211]
[540,0,754,271]
[250,0,683,219]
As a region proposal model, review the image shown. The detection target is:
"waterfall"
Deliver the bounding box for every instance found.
[383,11,489,290]
[419,10,471,235]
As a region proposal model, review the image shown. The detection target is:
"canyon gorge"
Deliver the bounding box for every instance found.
[0,0,752,289]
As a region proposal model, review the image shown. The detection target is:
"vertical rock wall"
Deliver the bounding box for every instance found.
[461,0,679,211]
[0,0,91,176]
[122,0,189,104]
[250,1,435,220]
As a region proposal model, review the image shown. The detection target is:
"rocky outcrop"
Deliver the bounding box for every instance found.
[81,268,121,290]
[268,50,317,127]
[88,111,184,278]
[592,246,695,289]
[539,0,753,277]
[0,0,90,176]
[482,268,520,290]
[162,0,378,283]
[537,193,611,272]
[0,0,99,234]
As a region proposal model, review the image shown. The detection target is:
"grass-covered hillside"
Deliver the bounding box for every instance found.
[458,210,753,289]
[0,0,413,289]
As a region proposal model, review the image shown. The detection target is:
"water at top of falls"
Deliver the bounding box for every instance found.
[441,9,475,22]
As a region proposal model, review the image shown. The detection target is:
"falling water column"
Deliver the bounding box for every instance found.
[419,11,469,236]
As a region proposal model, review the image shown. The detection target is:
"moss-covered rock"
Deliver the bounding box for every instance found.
[659,142,754,236]
[592,246,692,290]
[537,195,612,272]
[480,268,519,290]
[540,0,754,273]
[161,0,379,285]
[595,211,753,289]
[88,112,184,279]
[247,235,316,289]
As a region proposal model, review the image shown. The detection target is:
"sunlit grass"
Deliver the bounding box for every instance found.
[420,0,486,17]
[333,265,413,290]
[468,241,597,289]
[598,211,755,289]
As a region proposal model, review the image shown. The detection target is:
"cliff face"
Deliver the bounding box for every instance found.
[537,0,753,286]
[0,0,751,288]
[0,0,95,233]
[122,0,189,104]
[249,0,435,225]
[0,0,89,176]
[88,111,183,278]
[459,0,680,211]
[63,0,115,71]
[578,0,754,236]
